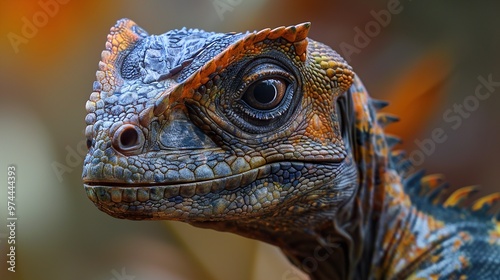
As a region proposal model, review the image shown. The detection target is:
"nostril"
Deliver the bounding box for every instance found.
[112,124,144,154]
[86,139,93,149]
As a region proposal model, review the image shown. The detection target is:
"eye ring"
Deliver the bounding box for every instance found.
[112,124,145,155]
[235,72,294,122]
[219,58,302,135]
[242,78,288,110]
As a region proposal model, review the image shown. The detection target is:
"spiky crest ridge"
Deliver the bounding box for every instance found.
[373,98,500,218]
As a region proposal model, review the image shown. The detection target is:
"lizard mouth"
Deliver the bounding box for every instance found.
[83,161,343,220]
[84,164,266,204]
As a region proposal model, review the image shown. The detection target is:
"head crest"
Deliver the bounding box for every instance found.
[95,18,148,93]
[145,22,312,123]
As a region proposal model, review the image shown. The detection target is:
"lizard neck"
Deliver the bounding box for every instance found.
[345,78,470,279]
[192,157,365,280]
[270,157,363,280]
[194,207,365,280]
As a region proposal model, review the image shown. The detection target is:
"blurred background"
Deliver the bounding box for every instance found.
[1,1,499,279]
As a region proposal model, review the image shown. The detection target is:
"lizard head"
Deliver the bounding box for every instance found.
[83,19,358,228]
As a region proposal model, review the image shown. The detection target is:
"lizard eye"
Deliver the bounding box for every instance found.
[221,59,301,134]
[242,78,287,110]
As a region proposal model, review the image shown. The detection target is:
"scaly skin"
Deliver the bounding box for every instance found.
[83,19,500,279]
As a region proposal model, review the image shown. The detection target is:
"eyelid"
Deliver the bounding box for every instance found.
[240,69,294,93]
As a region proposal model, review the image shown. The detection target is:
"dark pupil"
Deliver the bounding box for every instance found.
[253,81,277,104]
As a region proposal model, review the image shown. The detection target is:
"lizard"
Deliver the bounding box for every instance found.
[82,18,500,280]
